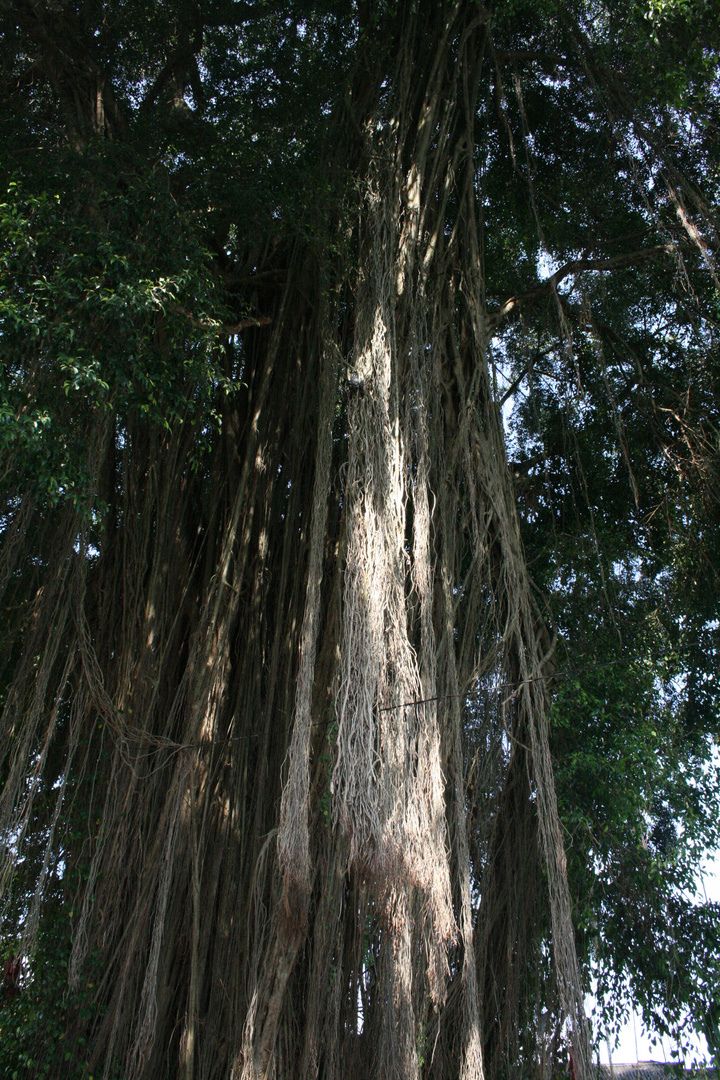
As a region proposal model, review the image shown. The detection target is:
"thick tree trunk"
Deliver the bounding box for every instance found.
[0,4,596,1079]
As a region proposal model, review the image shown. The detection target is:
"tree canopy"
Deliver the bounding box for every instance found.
[0,2,719,1079]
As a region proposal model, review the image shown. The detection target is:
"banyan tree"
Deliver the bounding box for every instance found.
[1,1,719,1078]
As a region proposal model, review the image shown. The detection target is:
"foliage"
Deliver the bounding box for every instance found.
[0,926,115,1080]
[0,152,234,508]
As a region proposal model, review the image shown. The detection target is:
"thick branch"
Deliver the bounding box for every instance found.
[138,14,204,118]
[173,305,271,336]
[488,246,668,330]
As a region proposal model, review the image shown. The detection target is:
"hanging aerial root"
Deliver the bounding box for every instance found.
[278,332,339,926]
[332,168,456,1006]
[124,756,188,1080]
[467,408,591,1080]
[377,883,419,1080]
[438,493,485,1080]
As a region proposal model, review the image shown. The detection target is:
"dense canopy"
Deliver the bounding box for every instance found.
[0,2,719,1079]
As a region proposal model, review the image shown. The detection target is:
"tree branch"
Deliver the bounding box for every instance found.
[488,246,669,330]
[172,305,271,336]
[138,15,204,118]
